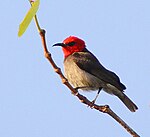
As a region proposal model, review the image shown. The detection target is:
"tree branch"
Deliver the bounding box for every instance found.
[28,1,140,136]
[38,30,140,137]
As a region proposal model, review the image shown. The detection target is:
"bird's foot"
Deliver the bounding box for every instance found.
[87,100,96,109]
[91,98,96,104]
[89,88,102,108]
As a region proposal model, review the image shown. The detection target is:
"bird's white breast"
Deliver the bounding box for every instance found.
[64,57,104,91]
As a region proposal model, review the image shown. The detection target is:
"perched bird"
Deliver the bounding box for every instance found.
[53,36,138,112]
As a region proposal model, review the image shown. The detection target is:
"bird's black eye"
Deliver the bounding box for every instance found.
[67,41,76,46]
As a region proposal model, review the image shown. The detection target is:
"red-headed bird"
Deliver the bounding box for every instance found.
[53,36,138,112]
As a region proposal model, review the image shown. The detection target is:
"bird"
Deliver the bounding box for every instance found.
[53,36,138,112]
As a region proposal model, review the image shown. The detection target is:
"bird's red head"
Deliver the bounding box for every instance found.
[53,36,86,58]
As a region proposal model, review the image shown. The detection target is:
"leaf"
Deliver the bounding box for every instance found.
[18,0,40,37]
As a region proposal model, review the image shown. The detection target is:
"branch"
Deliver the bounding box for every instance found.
[28,1,140,136]
[39,30,140,137]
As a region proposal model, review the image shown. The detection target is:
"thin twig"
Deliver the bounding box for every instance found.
[39,30,140,137]
[28,1,140,137]
[29,0,41,33]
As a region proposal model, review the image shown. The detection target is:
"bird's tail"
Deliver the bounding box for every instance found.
[117,92,138,112]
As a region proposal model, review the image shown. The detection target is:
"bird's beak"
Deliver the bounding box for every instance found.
[52,43,67,47]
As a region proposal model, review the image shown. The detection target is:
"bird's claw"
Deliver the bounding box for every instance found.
[87,100,96,109]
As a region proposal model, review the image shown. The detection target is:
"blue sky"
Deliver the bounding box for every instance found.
[0,0,150,137]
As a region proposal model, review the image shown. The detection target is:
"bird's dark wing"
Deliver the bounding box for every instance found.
[72,49,126,91]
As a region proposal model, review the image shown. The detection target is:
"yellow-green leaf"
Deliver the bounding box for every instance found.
[18,0,40,37]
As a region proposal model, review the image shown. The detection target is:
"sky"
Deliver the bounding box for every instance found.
[0,0,150,137]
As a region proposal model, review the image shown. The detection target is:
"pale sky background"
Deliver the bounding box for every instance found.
[0,0,150,137]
